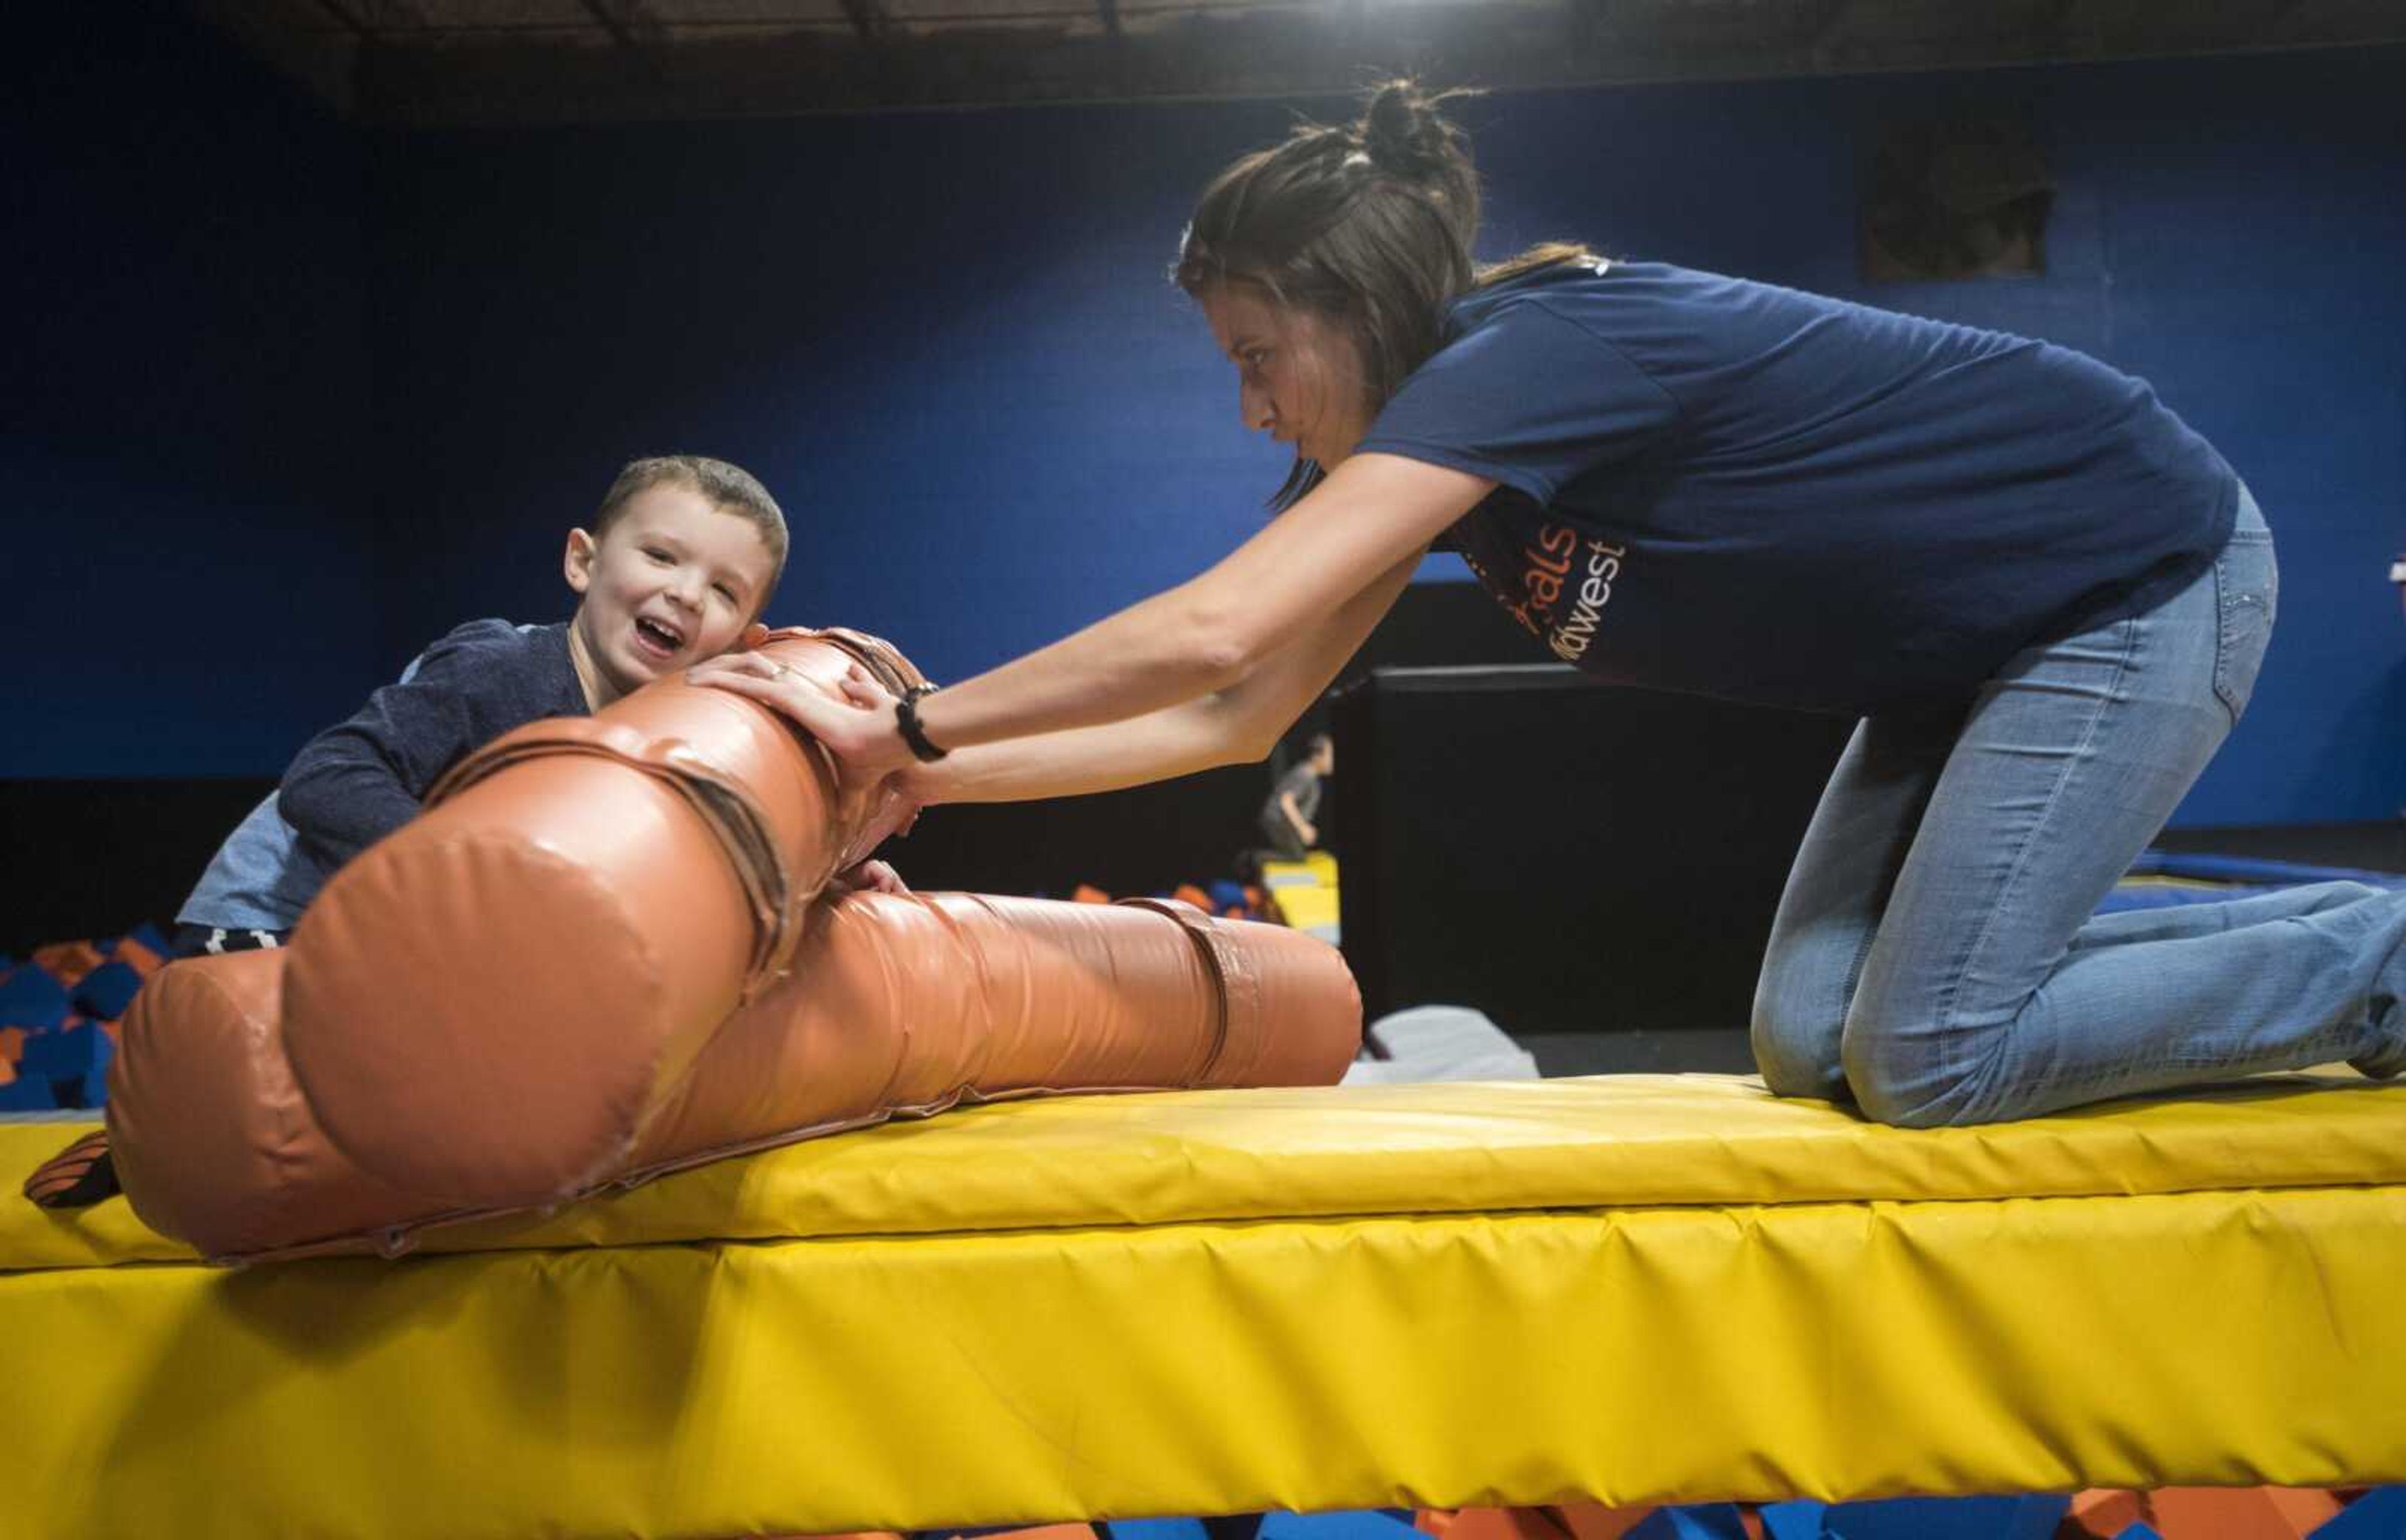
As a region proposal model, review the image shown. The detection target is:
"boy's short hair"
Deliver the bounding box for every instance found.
[593,455,789,601]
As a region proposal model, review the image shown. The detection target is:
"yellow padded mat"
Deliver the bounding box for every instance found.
[5,1073,2404,1537]
[1261,851,1340,937]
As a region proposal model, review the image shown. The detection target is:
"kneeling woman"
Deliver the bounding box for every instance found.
[698,83,2406,1126]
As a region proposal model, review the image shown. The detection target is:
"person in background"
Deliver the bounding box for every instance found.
[1259,732,1335,863]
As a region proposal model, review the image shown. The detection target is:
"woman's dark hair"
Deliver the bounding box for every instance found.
[1174,81,1595,500]
[1175,81,1481,410]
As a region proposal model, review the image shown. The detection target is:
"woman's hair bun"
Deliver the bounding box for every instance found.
[1358,79,1460,180]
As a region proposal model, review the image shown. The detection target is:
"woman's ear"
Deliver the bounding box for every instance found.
[563,529,596,595]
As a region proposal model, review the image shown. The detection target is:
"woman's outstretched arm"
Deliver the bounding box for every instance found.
[695,543,1424,803]
[693,453,1494,784]
[913,544,1424,804]
[919,454,1491,749]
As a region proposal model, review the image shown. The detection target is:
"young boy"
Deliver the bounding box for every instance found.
[31,455,865,1210]
[172,452,897,959]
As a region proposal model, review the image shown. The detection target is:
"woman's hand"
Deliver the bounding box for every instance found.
[688,652,919,787]
[833,858,910,897]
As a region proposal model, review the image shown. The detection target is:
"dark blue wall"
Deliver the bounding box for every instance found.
[5,6,373,775]
[11,14,2403,825]
[1469,56,2406,825]
[370,105,1300,687]
[370,50,2406,824]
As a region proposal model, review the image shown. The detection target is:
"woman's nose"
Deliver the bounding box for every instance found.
[1240,378,1273,432]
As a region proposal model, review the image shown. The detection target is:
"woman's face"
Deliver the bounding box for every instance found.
[1199,284,1376,470]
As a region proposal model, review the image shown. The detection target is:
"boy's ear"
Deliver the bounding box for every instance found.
[563,529,596,595]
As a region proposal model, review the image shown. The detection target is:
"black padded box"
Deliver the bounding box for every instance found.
[1329,665,1854,1036]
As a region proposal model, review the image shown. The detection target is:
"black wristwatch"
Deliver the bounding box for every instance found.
[895,685,949,762]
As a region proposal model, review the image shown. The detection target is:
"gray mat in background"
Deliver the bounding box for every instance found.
[1518,1029,1758,1078]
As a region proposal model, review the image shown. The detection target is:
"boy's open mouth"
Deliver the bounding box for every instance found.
[632,617,686,660]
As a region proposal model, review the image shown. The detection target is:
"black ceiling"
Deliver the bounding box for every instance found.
[190,0,2406,123]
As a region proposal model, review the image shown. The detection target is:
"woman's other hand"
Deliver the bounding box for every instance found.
[689,652,919,786]
[832,858,910,897]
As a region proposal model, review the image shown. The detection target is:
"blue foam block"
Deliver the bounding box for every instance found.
[2110,1526,2163,1540]
[2310,1487,2406,1537]
[1104,1522,1211,1540]
[1822,1495,2068,1540]
[1259,1515,1416,1540]
[75,1028,116,1108]
[0,966,72,1031]
[1628,1506,1750,1540]
[0,1073,59,1111]
[127,920,171,956]
[20,1024,110,1080]
[1208,880,1248,910]
[71,960,143,1021]
[1760,1502,1829,1540]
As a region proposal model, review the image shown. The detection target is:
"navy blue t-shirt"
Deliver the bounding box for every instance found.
[1353,260,2239,716]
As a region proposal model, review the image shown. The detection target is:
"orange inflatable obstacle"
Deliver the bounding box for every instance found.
[103,627,1360,1261]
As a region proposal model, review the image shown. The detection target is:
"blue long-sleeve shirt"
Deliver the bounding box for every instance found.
[179,620,588,932]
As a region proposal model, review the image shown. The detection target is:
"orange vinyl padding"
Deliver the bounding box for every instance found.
[106,628,1360,1261]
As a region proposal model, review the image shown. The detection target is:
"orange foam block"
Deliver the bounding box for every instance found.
[1421,1507,1699,1540]
[30,942,104,990]
[2063,1487,2345,1539]
[1420,1511,1575,1540]
[2147,1487,2343,1537]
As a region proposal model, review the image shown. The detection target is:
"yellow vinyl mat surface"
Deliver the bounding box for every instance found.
[6,1072,2404,1537]
[1261,851,1340,939]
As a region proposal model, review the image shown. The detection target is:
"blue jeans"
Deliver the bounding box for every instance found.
[1751,488,2406,1125]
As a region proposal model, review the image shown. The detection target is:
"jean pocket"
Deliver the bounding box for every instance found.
[2212,532,2278,724]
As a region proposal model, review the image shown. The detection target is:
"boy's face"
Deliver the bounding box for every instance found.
[565,485,778,704]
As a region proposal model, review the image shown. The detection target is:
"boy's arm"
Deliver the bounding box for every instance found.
[1278,789,1313,841]
[279,733,423,866]
[278,622,561,867]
